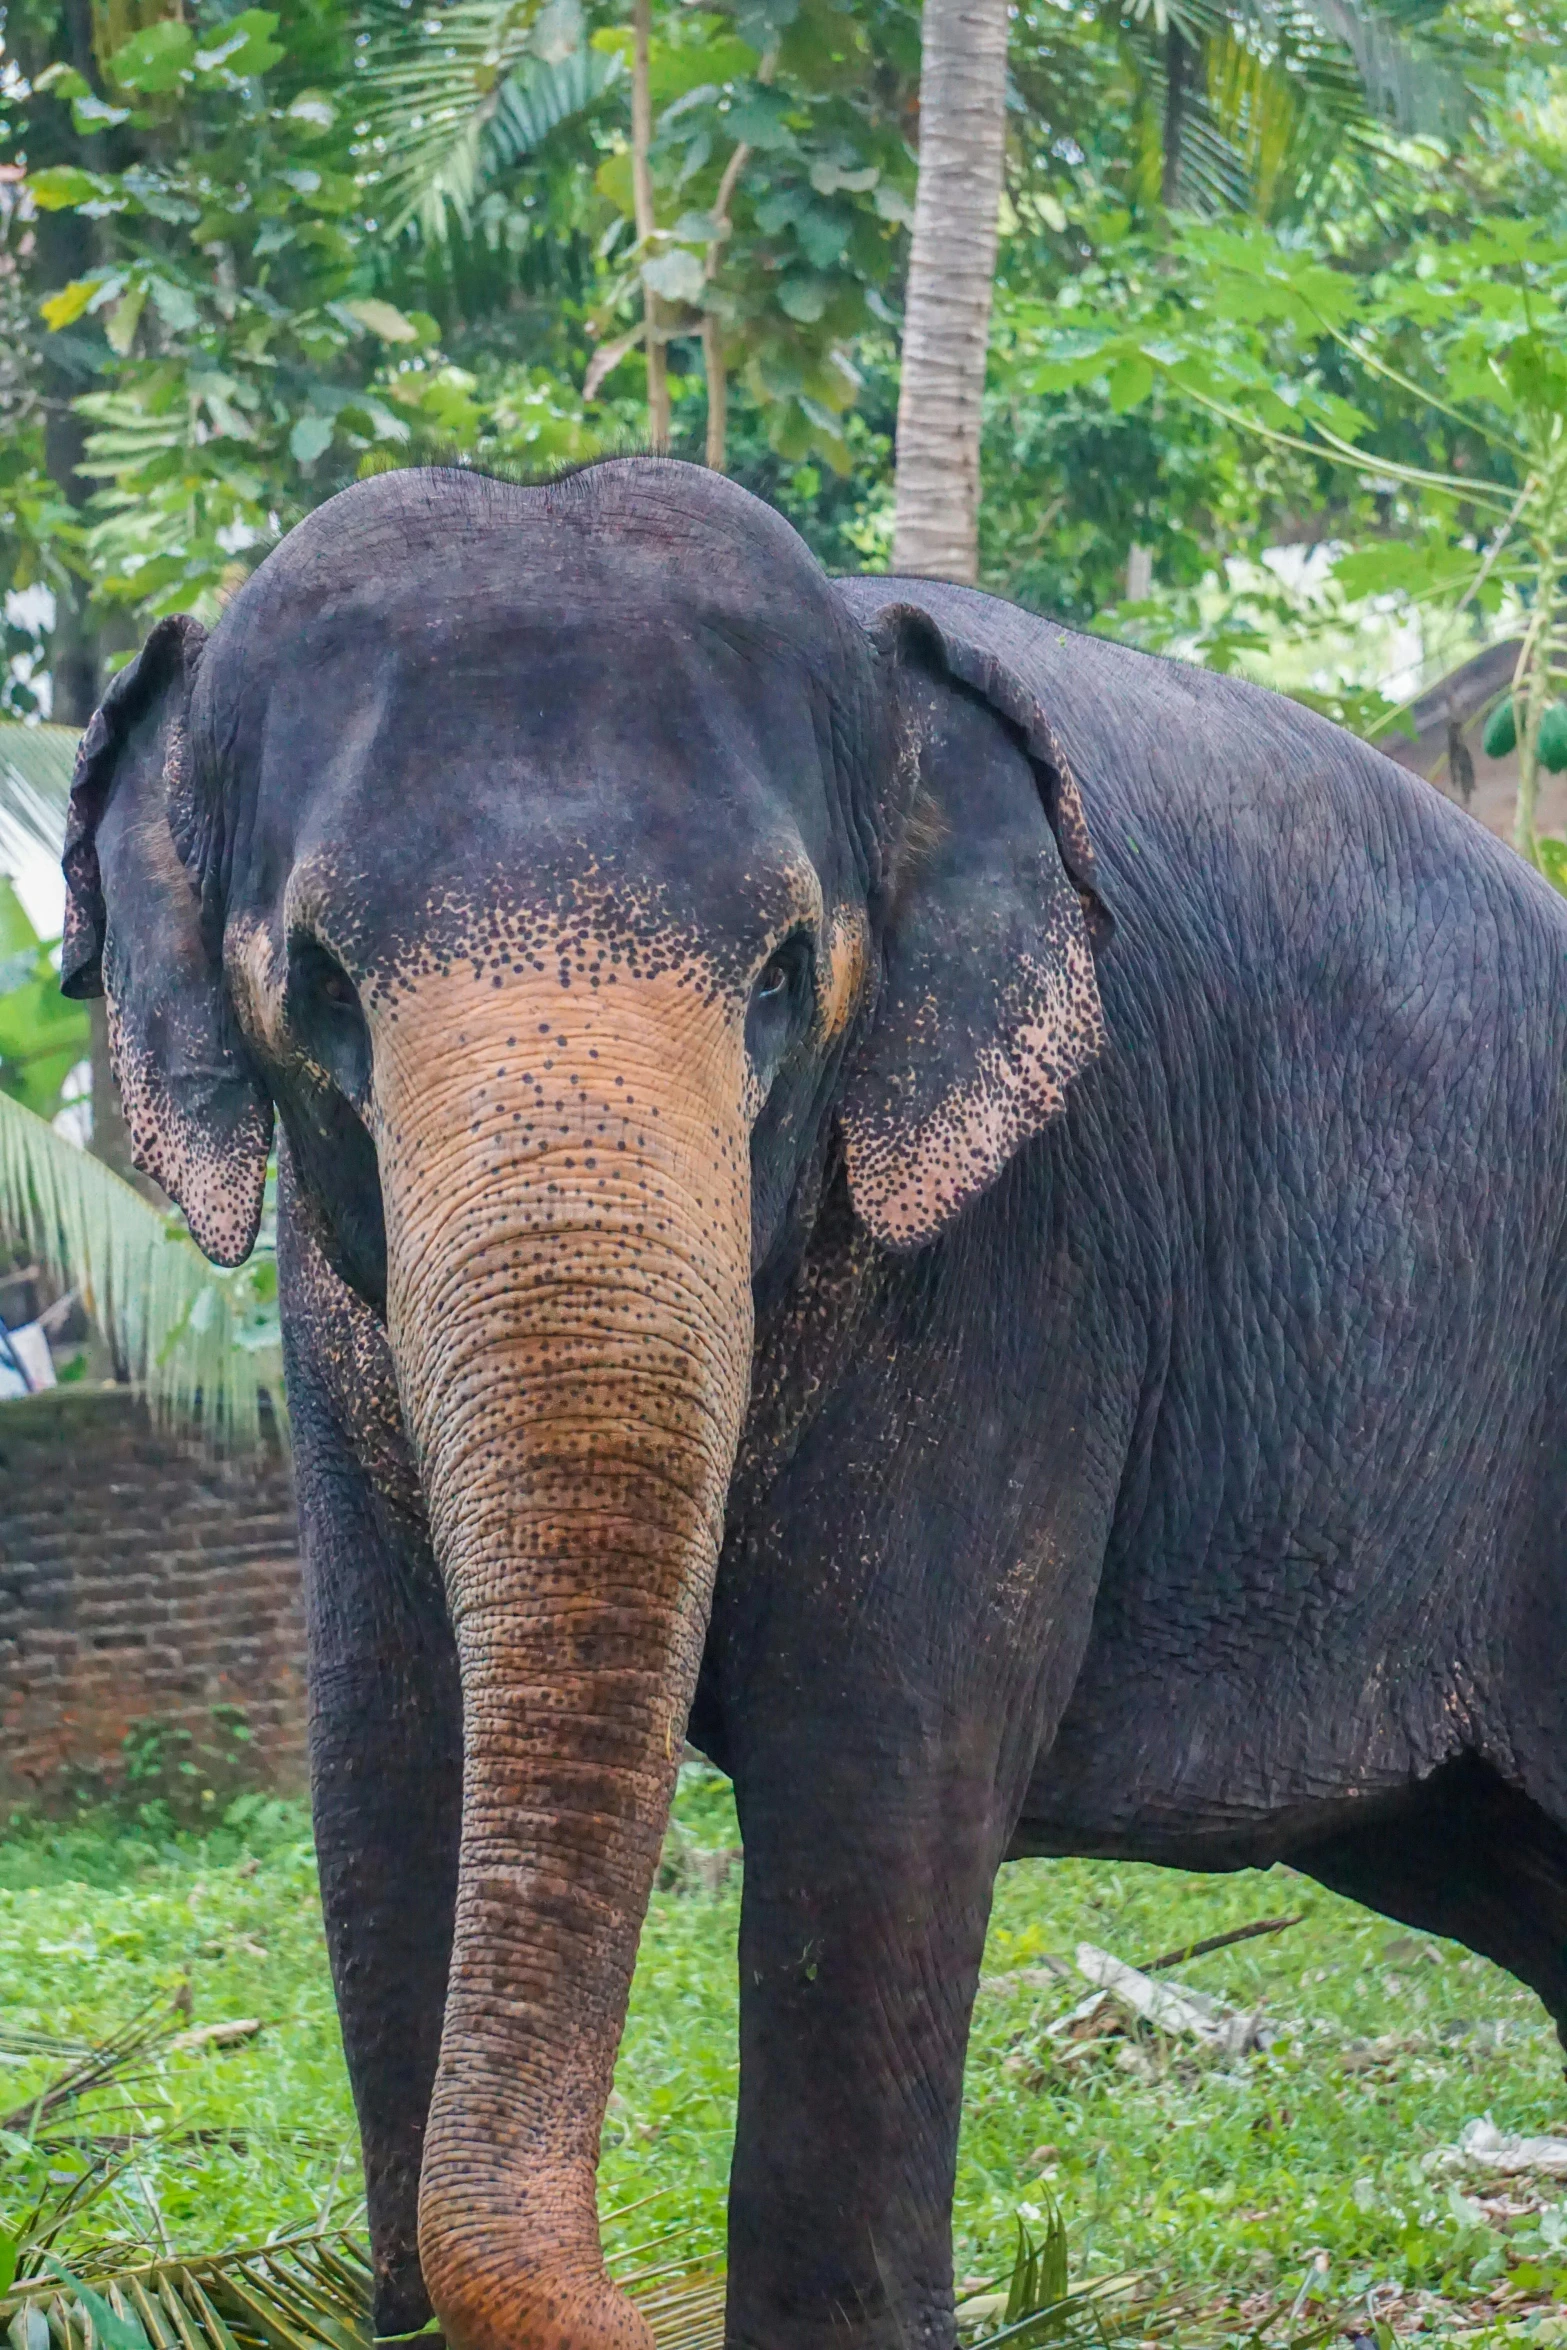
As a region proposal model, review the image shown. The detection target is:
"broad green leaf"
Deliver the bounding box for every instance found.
[148,275,200,332]
[106,19,196,92]
[72,94,133,131]
[595,152,634,215]
[341,298,419,343]
[105,281,147,357]
[39,275,101,329]
[809,158,877,194]
[785,202,846,271]
[289,413,335,465]
[193,9,285,80]
[724,89,796,148]
[777,273,828,322]
[641,249,706,304]
[1107,354,1156,412]
[40,2264,152,2350]
[872,183,913,226]
[27,168,104,212]
[0,879,37,960]
[33,61,92,96]
[1331,540,1480,600]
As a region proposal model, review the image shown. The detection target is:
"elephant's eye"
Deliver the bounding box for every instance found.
[289,936,371,1105]
[745,933,812,1087]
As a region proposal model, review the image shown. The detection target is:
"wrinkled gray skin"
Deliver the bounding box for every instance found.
[61,460,1567,2350]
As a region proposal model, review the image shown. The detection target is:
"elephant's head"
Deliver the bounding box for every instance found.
[62,461,1108,2350]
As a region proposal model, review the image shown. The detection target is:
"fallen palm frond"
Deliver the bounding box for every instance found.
[0,2194,1351,2350]
[0,2007,1321,2350]
[0,2225,729,2350]
[0,2231,376,2350]
[0,2003,179,2140]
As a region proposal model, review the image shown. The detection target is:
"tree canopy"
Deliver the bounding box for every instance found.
[0,0,1563,1429]
[3,0,1555,670]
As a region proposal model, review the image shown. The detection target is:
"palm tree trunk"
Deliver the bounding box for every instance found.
[631,0,669,451]
[890,0,1009,584]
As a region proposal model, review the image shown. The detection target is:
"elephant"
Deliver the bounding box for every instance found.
[62,456,1567,2350]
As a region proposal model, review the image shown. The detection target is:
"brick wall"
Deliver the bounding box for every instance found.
[0,1386,306,1809]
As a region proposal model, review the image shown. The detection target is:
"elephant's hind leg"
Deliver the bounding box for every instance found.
[1290,1753,1567,2051]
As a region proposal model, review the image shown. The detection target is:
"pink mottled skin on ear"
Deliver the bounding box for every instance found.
[843,924,1105,1252]
[106,989,271,1268]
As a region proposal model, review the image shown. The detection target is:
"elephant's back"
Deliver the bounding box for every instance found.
[835,574,1567,1138]
[837,571,1567,1531]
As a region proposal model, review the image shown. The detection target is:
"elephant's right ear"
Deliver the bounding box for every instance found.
[61,615,273,1268]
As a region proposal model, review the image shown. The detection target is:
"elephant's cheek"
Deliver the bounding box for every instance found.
[366,932,754,2350]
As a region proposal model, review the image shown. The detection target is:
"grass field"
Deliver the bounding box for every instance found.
[3,1766,1566,2343]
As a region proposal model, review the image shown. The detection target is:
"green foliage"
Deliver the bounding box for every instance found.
[981,196,1567,850]
[3,1773,1567,2340]
[0,724,78,868]
[348,0,916,470]
[0,1088,282,1444]
[113,1711,259,1829]
[0,0,1535,645]
[0,879,88,1121]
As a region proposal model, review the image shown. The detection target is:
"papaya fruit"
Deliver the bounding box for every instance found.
[1538,700,1567,776]
[1483,696,1517,758]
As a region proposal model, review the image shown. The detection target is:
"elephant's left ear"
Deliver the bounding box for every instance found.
[61,615,274,1268]
[839,604,1111,1252]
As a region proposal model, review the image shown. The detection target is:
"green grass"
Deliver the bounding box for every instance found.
[3,1768,1565,2341]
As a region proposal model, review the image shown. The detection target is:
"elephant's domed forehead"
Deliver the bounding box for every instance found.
[197,459,884,977]
[213,457,857,664]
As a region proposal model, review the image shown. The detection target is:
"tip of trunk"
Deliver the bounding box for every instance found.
[421,2209,656,2350]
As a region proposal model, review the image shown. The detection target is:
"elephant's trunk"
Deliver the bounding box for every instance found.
[372,951,753,2350]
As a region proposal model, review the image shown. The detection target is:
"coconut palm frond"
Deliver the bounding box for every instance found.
[0,2232,376,2350]
[0,2231,732,2350]
[353,0,545,236]
[1119,0,1477,219]
[1296,0,1472,137]
[0,2002,179,2144]
[0,720,77,866]
[623,2273,725,2350]
[483,45,623,174]
[353,0,621,240]
[0,1087,279,1448]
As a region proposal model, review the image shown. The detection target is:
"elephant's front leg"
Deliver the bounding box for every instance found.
[280,1174,463,2340]
[724,1704,1008,2350]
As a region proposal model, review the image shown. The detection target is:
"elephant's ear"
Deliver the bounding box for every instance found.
[839,604,1111,1251]
[61,615,273,1268]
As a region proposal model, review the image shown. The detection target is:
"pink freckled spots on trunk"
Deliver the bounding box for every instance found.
[367,912,753,2350]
